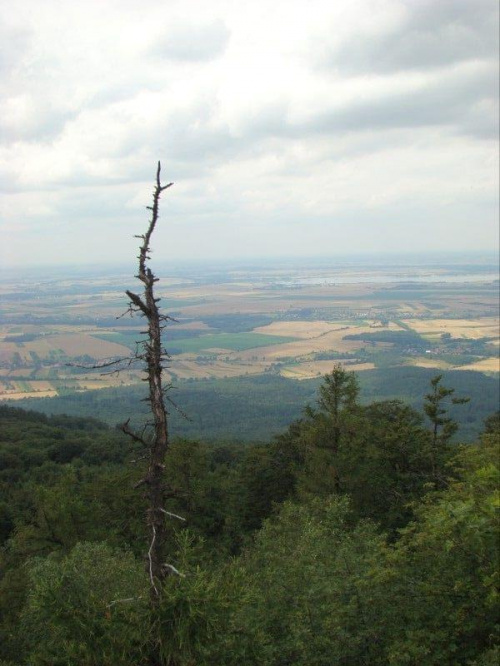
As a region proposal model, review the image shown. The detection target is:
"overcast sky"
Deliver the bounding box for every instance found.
[1,0,498,267]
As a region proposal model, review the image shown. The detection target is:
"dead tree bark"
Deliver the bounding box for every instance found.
[121,162,174,604]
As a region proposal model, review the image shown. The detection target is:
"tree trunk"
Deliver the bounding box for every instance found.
[122,162,173,603]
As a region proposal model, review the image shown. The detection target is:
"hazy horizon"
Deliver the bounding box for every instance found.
[1,250,498,281]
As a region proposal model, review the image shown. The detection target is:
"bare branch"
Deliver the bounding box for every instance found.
[159,509,186,522]
[162,563,186,578]
[148,526,159,597]
[107,596,144,608]
[126,290,150,316]
[121,419,150,447]
[166,394,191,421]
[66,356,132,370]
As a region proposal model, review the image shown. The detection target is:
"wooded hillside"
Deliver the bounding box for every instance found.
[0,368,498,665]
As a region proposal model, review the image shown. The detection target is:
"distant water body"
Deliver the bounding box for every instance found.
[278,272,499,286]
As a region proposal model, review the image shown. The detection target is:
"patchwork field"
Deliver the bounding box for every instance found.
[168,332,299,354]
[165,359,268,380]
[0,330,131,364]
[0,379,58,400]
[410,358,454,370]
[407,318,499,340]
[235,325,394,362]
[1,260,498,400]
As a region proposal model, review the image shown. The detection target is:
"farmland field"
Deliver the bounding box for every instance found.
[168,332,300,354]
[281,360,376,379]
[405,318,499,340]
[0,255,498,403]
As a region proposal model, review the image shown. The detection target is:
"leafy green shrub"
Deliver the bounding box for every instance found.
[155,531,229,666]
[21,542,148,665]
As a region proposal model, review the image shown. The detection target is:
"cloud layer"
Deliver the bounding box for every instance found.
[1,0,498,266]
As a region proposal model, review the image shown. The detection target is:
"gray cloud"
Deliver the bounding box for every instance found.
[323,0,499,74]
[151,19,230,62]
[0,105,77,144]
[307,63,498,139]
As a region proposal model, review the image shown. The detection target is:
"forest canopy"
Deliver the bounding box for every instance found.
[0,367,498,665]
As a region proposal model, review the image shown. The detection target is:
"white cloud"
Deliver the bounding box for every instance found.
[0,0,498,266]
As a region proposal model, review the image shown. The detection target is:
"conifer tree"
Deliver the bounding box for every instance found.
[424,374,469,481]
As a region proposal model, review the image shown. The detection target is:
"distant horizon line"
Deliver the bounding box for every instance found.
[1,249,499,273]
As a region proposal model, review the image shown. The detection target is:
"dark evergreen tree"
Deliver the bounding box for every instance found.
[424,374,469,483]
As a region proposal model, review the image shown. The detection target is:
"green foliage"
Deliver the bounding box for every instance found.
[21,542,148,665]
[384,436,500,664]
[161,439,241,553]
[483,411,500,435]
[0,405,133,486]
[232,434,303,539]
[340,400,432,529]
[211,497,391,665]
[7,465,147,561]
[295,365,361,497]
[424,373,470,445]
[276,368,441,530]
[424,374,470,485]
[206,438,500,665]
[9,469,94,557]
[154,531,228,666]
[0,375,498,665]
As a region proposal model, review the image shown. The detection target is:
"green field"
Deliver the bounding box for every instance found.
[93,330,298,354]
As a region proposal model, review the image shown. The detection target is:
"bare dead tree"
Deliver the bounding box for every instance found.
[120,161,177,604]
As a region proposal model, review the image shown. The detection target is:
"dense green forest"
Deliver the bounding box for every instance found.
[0,366,498,665]
[12,367,499,442]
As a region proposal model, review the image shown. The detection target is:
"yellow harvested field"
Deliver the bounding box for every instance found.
[45,334,130,357]
[457,358,500,373]
[281,361,376,380]
[30,381,53,391]
[407,318,499,340]
[165,359,267,380]
[236,326,390,362]
[410,358,454,370]
[0,379,58,400]
[75,371,142,390]
[0,390,58,400]
[0,333,130,363]
[0,344,31,363]
[76,380,123,390]
[4,368,33,377]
